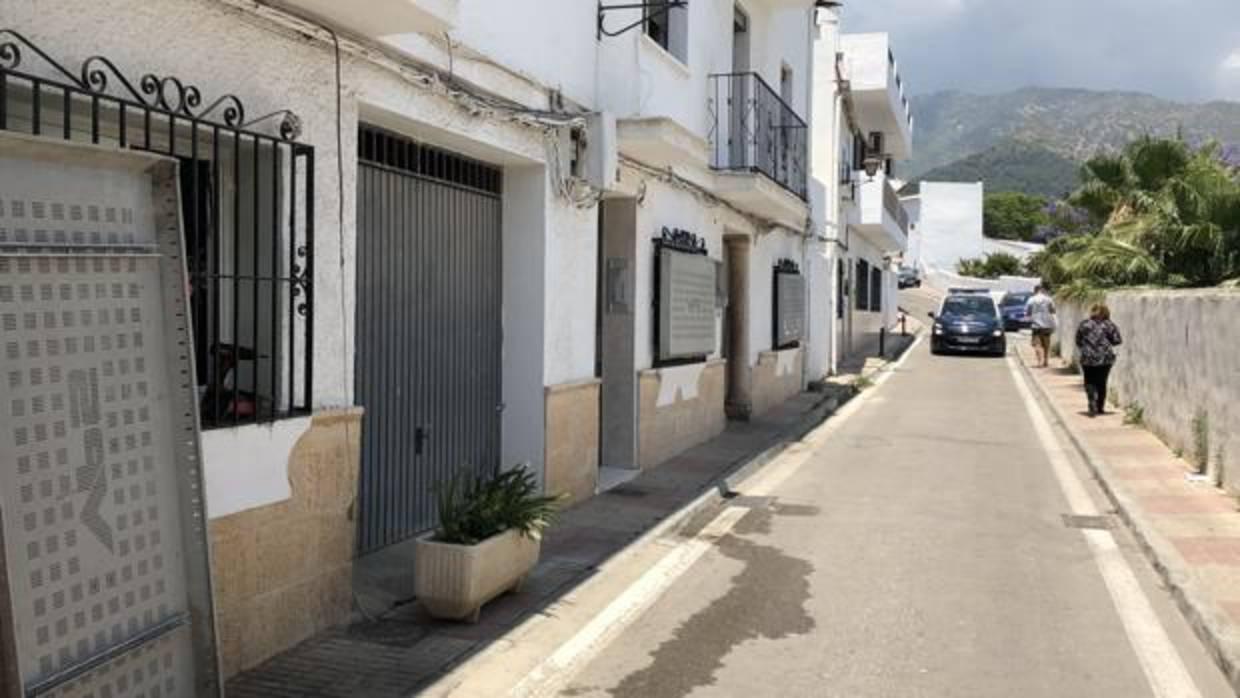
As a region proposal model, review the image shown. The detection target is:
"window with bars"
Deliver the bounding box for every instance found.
[0,31,315,429]
[870,266,883,313]
[855,258,869,311]
[645,2,688,62]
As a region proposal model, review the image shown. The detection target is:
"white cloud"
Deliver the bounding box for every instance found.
[844,0,1240,101]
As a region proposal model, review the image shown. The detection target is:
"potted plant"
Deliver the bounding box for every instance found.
[414,466,560,623]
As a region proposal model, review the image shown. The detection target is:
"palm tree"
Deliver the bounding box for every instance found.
[1057,137,1240,293]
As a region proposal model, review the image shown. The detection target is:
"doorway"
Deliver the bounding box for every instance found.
[598,198,639,486]
[729,6,752,168]
[354,125,504,554]
[724,234,752,419]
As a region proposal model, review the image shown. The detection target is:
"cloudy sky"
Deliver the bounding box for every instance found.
[841,0,1240,102]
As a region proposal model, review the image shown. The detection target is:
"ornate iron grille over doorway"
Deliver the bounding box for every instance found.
[0,29,316,429]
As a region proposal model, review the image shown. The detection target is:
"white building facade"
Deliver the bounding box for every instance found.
[0,0,847,685]
[811,27,915,371]
[904,181,985,272]
[0,0,914,689]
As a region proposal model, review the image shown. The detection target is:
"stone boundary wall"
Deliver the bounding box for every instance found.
[1053,290,1240,494]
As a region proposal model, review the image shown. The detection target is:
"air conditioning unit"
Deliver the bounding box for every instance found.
[579,111,618,192]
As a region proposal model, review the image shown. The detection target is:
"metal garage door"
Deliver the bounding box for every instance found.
[0,137,218,696]
[355,126,503,554]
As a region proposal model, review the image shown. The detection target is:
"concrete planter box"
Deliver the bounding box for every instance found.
[414,529,540,622]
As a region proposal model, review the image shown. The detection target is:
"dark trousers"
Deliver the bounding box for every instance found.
[1082,364,1113,413]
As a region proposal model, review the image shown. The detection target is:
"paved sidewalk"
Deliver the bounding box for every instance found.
[1017,344,1240,692]
[225,387,855,697]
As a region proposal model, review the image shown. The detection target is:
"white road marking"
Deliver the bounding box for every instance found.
[1008,357,1202,698]
[510,505,750,698]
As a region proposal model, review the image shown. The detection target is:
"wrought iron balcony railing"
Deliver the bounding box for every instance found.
[708,72,808,201]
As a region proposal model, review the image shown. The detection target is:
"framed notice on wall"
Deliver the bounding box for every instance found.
[654,229,716,363]
[773,261,805,349]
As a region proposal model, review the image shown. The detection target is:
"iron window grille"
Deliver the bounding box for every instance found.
[358,125,502,196]
[0,29,315,429]
[708,72,808,201]
[870,266,883,313]
[855,258,870,311]
[836,258,846,320]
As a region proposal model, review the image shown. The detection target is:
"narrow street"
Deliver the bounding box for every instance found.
[544,292,1235,698]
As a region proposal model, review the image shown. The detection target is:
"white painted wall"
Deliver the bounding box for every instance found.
[902,195,923,266]
[449,0,814,149]
[544,197,599,386]
[809,8,845,378]
[201,417,312,518]
[838,32,911,158]
[915,182,985,272]
[503,167,549,478]
[749,231,807,366]
[4,0,591,511]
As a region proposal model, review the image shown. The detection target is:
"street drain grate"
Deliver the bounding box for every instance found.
[1062,514,1112,530]
[726,495,774,510]
[606,484,649,498]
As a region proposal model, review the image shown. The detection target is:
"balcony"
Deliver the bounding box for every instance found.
[274,0,458,38]
[853,171,909,253]
[708,72,809,227]
[839,34,913,159]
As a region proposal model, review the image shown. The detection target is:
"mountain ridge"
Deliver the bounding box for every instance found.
[905,87,1240,184]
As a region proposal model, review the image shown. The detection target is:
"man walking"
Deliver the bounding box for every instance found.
[1025,285,1056,368]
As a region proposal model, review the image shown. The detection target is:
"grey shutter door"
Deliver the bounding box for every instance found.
[355,134,503,554]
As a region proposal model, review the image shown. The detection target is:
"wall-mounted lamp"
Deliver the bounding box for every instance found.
[862,155,885,180]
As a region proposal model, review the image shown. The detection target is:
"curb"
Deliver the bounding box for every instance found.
[1015,355,1240,694]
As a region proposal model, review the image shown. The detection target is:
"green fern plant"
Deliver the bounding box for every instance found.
[435,466,561,545]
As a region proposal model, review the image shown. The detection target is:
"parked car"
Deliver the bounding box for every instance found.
[898,266,921,289]
[929,293,1007,357]
[999,291,1033,331]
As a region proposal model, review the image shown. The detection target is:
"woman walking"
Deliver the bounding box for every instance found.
[1075,304,1123,416]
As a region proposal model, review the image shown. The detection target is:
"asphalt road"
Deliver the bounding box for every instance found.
[553,293,1234,698]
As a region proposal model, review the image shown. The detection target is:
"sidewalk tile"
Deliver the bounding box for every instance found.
[1112,466,1188,481]
[1139,494,1239,515]
[1171,537,1240,566]
[1222,601,1240,626]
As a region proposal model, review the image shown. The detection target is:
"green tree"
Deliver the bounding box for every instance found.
[984,192,1050,241]
[1049,136,1240,297]
[957,252,1024,279]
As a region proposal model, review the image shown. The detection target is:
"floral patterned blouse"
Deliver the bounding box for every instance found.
[1075,318,1123,366]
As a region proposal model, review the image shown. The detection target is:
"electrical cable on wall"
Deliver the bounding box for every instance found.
[620,155,807,237]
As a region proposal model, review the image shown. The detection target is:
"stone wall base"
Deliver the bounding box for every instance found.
[638,360,726,470]
[210,408,363,679]
[750,347,804,417]
[545,379,601,505]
